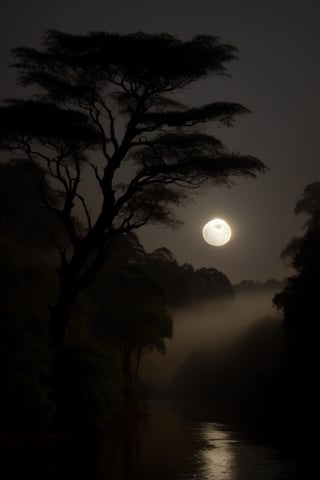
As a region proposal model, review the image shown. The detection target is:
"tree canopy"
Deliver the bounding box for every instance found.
[273,182,320,349]
[0,30,265,344]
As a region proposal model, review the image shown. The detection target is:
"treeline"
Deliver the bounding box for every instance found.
[0,160,233,432]
[233,278,285,293]
[106,234,234,307]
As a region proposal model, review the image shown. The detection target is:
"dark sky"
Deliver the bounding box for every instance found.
[1,0,319,282]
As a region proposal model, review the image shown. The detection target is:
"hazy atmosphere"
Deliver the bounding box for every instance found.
[0,1,317,479]
[142,291,277,384]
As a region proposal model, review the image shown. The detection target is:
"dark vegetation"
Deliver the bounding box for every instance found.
[273,182,320,349]
[273,182,320,421]
[0,30,264,433]
[0,30,264,346]
[3,30,316,445]
[0,160,233,431]
[234,278,285,293]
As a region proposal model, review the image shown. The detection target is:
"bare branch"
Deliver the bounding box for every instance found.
[75,191,92,230]
[88,104,112,161]
[22,141,80,246]
[83,158,103,186]
[95,94,119,152]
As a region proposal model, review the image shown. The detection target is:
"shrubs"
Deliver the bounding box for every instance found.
[0,315,54,431]
[0,260,124,431]
[53,343,123,429]
[0,325,124,431]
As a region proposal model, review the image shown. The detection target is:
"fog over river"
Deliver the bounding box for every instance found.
[141,291,279,385]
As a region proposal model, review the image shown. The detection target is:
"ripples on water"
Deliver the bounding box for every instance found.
[187,422,294,480]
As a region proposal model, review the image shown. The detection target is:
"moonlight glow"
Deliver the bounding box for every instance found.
[202,218,232,246]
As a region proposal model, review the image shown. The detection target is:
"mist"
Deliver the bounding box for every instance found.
[141,290,281,385]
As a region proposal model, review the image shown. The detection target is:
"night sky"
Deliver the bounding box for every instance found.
[1,0,319,282]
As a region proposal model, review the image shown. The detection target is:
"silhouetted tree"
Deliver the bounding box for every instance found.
[273,182,320,358]
[194,267,234,298]
[136,244,233,305]
[0,31,265,345]
[89,267,172,399]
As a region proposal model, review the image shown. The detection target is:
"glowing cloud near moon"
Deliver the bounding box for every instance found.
[202,218,232,246]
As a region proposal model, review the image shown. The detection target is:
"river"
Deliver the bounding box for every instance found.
[2,402,303,479]
[1,292,305,478]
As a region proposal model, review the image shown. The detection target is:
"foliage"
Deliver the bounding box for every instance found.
[89,265,173,389]
[234,278,285,293]
[0,159,65,254]
[279,182,320,266]
[0,30,265,344]
[106,234,234,306]
[274,182,320,317]
[273,182,320,337]
[0,317,54,431]
[0,161,236,430]
[0,260,55,430]
[53,343,123,429]
[145,247,234,305]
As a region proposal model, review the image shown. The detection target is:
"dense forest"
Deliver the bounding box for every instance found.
[0,160,234,431]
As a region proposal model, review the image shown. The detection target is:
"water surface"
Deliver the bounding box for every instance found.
[3,403,301,480]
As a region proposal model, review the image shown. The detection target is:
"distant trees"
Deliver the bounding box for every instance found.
[194,267,234,299]
[135,243,234,306]
[84,234,234,397]
[0,30,265,345]
[234,279,285,293]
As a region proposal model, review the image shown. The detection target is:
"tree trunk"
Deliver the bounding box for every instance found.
[49,238,97,347]
[123,351,134,403]
[50,277,78,347]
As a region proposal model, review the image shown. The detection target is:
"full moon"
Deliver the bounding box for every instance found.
[202,218,232,246]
